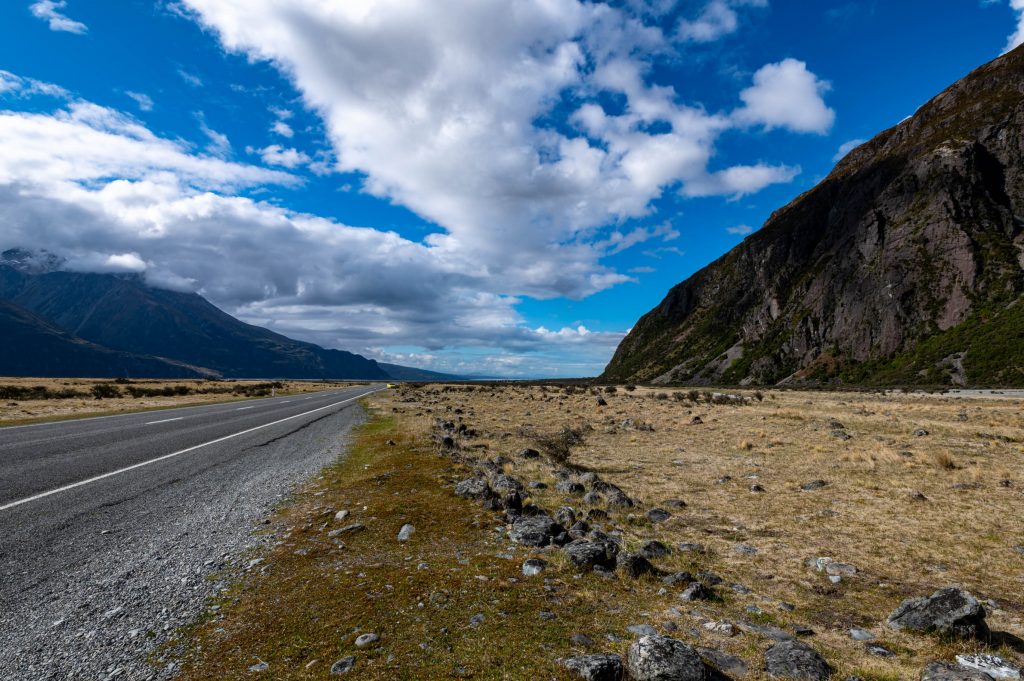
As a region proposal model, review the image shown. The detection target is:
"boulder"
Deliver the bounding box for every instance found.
[517,448,540,459]
[568,520,591,539]
[699,647,749,677]
[921,662,996,681]
[491,474,524,494]
[557,481,587,496]
[564,539,618,570]
[564,654,624,681]
[646,508,671,523]
[954,654,1020,679]
[680,582,713,601]
[509,514,566,547]
[764,640,831,680]
[454,477,493,500]
[618,553,659,579]
[555,506,577,527]
[522,558,547,577]
[626,635,705,681]
[329,657,356,675]
[607,490,635,509]
[887,588,988,639]
[639,540,671,559]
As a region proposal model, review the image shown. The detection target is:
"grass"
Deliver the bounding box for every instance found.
[175,386,1024,679]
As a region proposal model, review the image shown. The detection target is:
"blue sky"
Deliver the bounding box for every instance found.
[0,1,1020,377]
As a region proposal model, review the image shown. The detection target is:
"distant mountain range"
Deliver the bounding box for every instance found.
[0,251,459,381]
[603,46,1024,387]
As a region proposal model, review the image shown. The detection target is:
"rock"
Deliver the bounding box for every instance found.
[522,558,547,576]
[540,611,557,621]
[564,539,618,570]
[734,544,758,555]
[737,621,793,641]
[354,633,379,647]
[517,448,540,459]
[697,571,723,585]
[509,514,566,547]
[555,506,577,527]
[914,428,930,437]
[639,540,671,559]
[249,662,269,673]
[955,654,1021,679]
[579,471,600,485]
[503,491,523,515]
[564,654,624,681]
[469,613,485,626]
[824,562,856,577]
[627,635,704,681]
[491,474,524,494]
[646,508,671,523]
[628,624,659,637]
[332,523,365,536]
[330,656,356,675]
[801,480,828,491]
[698,647,749,677]
[662,499,687,509]
[571,633,596,647]
[607,490,634,509]
[690,416,703,425]
[569,520,591,538]
[587,509,610,521]
[749,483,765,493]
[596,397,608,407]
[583,491,603,505]
[764,640,831,680]
[334,509,350,522]
[866,643,895,657]
[397,524,415,541]
[618,553,659,579]
[678,543,706,554]
[455,477,493,499]
[887,587,989,639]
[529,481,548,490]
[557,481,587,496]
[848,628,875,641]
[680,582,713,601]
[662,572,692,587]
[921,662,996,681]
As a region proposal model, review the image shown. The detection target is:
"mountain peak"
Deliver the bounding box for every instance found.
[1,248,65,275]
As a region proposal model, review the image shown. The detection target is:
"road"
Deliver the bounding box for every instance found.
[0,384,381,680]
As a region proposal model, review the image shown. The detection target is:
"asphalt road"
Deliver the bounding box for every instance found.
[0,384,381,680]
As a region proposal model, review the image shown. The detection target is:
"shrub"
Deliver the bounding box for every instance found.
[533,424,591,466]
[604,386,617,394]
[91,383,122,400]
[624,384,637,392]
[654,392,668,400]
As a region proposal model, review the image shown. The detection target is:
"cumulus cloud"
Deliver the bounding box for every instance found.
[252,144,311,169]
[29,0,87,34]
[125,91,154,112]
[734,58,835,134]
[833,138,866,162]
[1006,0,1024,52]
[676,0,767,43]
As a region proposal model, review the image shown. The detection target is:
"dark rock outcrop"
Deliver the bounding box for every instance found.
[764,640,832,680]
[564,654,624,681]
[626,635,705,681]
[887,587,989,639]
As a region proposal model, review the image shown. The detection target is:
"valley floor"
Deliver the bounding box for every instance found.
[177,385,1024,680]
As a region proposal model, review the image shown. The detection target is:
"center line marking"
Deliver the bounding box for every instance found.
[236,406,253,410]
[145,417,184,425]
[0,389,380,513]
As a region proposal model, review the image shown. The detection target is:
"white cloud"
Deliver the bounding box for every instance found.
[0,70,69,99]
[125,91,154,112]
[252,144,310,169]
[271,120,294,138]
[29,0,87,34]
[177,69,203,87]
[1005,0,1024,53]
[726,224,754,235]
[734,58,835,134]
[833,138,866,162]
[676,0,767,43]
[682,162,800,198]
[629,266,656,273]
[197,115,231,158]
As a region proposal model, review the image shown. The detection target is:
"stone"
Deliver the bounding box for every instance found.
[680,582,713,601]
[522,558,547,576]
[491,474,524,494]
[397,524,415,541]
[583,491,603,505]
[849,628,875,641]
[607,490,635,509]
[509,514,566,547]
[334,509,350,522]
[627,635,704,681]
[887,587,989,639]
[454,477,492,499]
[801,480,828,491]
[249,662,269,673]
[825,562,856,577]
[750,483,765,493]
[646,508,671,523]
[354,633,379,647]
[921,662,996,681]
[564,654,624,681]
[734,544,758,555]
[628,624,659,637]
[866,644,895,657]
[662,572,692,587]
[517,448,540,459]
[678,543,706,554]
[555,506,577,527]
[737,621,793,641]
[914,428,930,437]
[764,640,831,680]
[587,509,610,521]
[540,611,557,621]
[698,647,749,677]
[330,657,356,675]
[571,633,596,647]
[569,520,591,538]
[955,654,1021,679]
[557,481,587,496]
[639,540,671,559]
[333,523,365,536]
[618,553,659,579]
[564,539,618,571]
[662,499,687,509]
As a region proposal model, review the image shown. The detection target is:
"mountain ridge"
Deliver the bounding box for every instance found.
[602,45,1024,387]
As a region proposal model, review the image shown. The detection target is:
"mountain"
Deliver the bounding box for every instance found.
[603,46,1024,387]
[376,363,462,382]
[0,254,445,381]
[0,299,208,379]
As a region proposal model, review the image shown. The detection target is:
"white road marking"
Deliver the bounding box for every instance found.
[0,389,380,513]
[236,406,253,410]
[145,417,184,425]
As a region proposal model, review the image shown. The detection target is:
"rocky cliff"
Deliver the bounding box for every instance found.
[603,46,1024,387]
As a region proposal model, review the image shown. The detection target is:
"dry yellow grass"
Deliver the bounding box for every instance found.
[178,385,1024,680]
[0,377,362,426]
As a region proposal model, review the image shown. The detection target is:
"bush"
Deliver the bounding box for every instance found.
[533,424,591,466]
[604,386,617,394]
[624,384,637,392]
[91,383,122,400]
[654,392,668,400]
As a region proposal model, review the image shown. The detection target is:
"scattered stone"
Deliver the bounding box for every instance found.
[571,633,595,647]
[696,570,723,585]
[639,540,671,559]
[618,553,659,579]
[887,587,989,639]
[491,474,524,494]
[583,491,603,505]
[509,514,566,547]
[557,481,587,496]
[737,621,793,641]
[689,416,703,425]
[354,633,379,648]
[397,524,415,542]
[662,572,692,587]
[565,540,618,571]
[330,656,356,675]
[677,543,706,554]
[921,662,997,681]
[332,523,365,536]
[564,654,624,681]
[763,640,831,681]
[734,544,758,555]
[628,624,659,637]
[334,510,350,522]
[569,520,591,538]
[662,499,687,509]
[540,611,557,621]
[528,481,548,490]
[555,506,577,527]
[607,490,635,509]
[800,480,828,491]
[914,428,930,437]
[749,484,765,493]
[455,477,492,499]
[680,582,713,601]
[522,558,547,577]
[849,628,875,641]
[866,644,895,657]
[469,613,485,627]
[955,654,1021,679]
[517,448,540,459]
[587,509,610,522]
[646,508,671,523]
[627,635,704,681]
[249,662,269,673]
[698,648,749,677]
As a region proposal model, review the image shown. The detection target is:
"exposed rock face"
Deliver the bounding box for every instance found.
[763,640,832,680]
[887,587,989,639]
[921,662,996,681]
[509,514,566,547]
[626,635,705,681]
[602,46,1024,387]
[564,654,624,681]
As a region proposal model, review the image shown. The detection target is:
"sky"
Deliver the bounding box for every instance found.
[0,1,1020,378]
